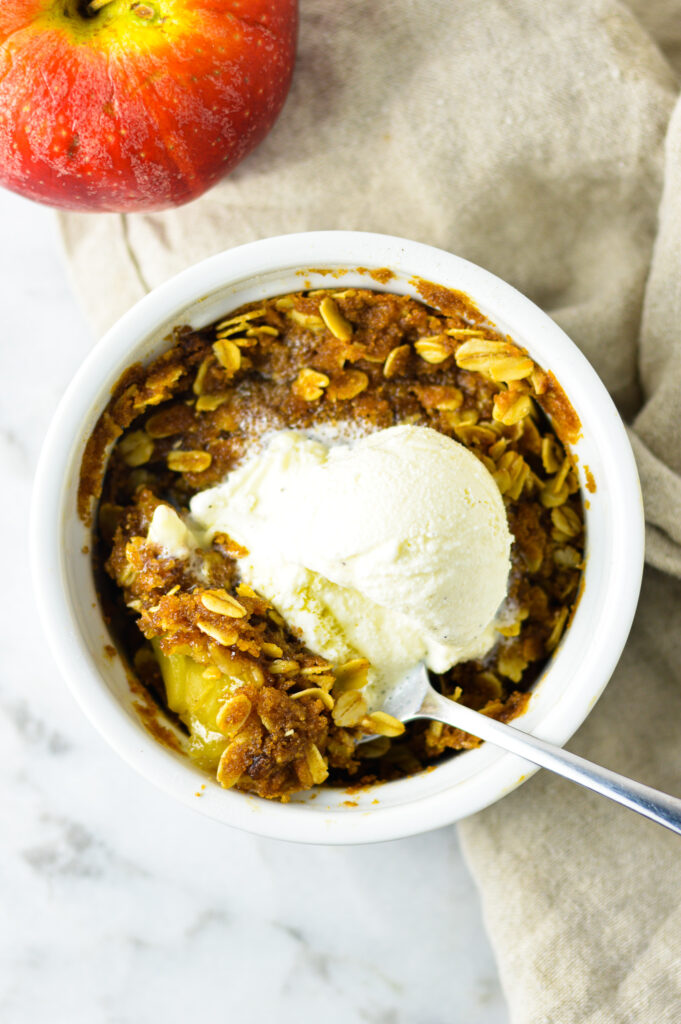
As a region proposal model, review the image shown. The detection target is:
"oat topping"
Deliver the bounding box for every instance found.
[80,284,585,801]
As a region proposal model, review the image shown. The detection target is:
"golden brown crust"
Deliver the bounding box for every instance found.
[413,278,487,321]
[536,370,582,445]
[84,285,585,799]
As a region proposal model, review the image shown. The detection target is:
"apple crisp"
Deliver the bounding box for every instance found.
[80,283,585,800]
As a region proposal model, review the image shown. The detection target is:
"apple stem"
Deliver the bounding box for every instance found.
[87,0,115,13]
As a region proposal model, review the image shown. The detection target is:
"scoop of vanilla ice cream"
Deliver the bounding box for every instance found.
[185,425,512,706]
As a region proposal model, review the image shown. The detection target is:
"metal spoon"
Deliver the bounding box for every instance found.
[372,663,681,836]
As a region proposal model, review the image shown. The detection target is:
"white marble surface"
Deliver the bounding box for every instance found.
[0,188,508,1024]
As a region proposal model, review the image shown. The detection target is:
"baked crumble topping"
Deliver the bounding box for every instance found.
[80,284,585,800]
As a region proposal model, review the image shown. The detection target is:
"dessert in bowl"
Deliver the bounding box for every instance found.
[30,232,644,843]
[82,285,583,797]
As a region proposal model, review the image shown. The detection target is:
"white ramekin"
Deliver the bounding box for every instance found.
[30,231,644,844]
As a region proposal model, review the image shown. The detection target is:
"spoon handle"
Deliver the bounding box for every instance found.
[417,688,681,836]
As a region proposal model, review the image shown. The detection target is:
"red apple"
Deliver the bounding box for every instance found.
[0,0,297,211]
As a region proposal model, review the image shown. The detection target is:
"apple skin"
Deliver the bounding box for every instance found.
[0,0,297,212]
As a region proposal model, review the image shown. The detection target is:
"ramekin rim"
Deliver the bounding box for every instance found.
[30,230,644,844]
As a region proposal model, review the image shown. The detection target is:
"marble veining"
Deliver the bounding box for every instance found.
[0,189,508,1024]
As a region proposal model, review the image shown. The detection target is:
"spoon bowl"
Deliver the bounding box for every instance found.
[375,663,681,836]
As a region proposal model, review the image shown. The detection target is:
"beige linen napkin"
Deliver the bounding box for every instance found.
[59,1,681,1019]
